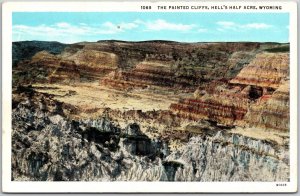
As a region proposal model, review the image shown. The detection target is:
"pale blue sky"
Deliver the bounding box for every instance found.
[13,12,289,43]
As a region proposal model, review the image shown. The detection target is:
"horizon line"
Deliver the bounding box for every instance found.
[13,39,290,45]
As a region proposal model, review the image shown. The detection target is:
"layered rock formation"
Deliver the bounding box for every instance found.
[170,51,290,132]
[230,52,289,89]
[231,52,290,132]
[12,89,289,181]
[170,82,250,126]
[97,42,263,90]
[14,48,118,85]
[11,41,290,182]
[13,51,80,85]
[102,61,203,91]
[13,41,270,89]
[60,48,118,81]
[245,80,290,132]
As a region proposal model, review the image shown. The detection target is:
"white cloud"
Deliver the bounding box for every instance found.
[13,21,140,40]
[217,21,272,31]
[197,28,208,33]
[13,22,138,43]
[119,22,138,30]
[13,19,206,43]
[216,21,236,28]
[13,19,201,43]
[217,28,226,32]
[133,19,144,24]
[56,22,71,28]
[243,23,272,29]
[101,22,122,33]
[144,19,196,31]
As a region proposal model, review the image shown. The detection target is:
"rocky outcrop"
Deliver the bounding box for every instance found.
[169,79,289,131]
[170,50,289,129]
[11,90,289,181]
[244,80,290,132]
[12,89,168,181]
[97,42,266,91]
[60,48,118,81]
[61,48,118,68]
[224,51,258,79]
[230,52,289,89]
[13,49,116,85]
[170,82,250,126]
[229,52,290,132]
[101,61,203,90]
[166,132,289,181]
[119,123,158,156]
[13,51,80,85]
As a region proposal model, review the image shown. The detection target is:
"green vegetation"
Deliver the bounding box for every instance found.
[264,45,289,53]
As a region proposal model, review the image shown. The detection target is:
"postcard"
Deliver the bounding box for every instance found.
[2,0,298,193]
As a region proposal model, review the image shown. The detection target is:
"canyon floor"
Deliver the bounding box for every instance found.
[12,40,290,181]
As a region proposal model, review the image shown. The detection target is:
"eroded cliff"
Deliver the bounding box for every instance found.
[12,41,290,181]
[12,89,289,181]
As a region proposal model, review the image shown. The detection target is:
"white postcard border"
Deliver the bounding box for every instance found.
[2,1,298,193]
